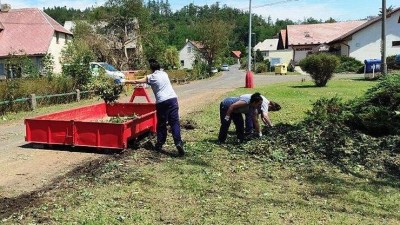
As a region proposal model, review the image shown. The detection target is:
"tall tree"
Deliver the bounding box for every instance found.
[195,18,233,66]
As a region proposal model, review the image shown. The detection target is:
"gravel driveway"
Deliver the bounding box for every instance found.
[0,65,363,198]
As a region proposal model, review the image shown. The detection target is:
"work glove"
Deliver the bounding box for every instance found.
[224,115,230,121]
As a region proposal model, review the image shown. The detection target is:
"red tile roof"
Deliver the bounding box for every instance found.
[280,29,287,48]
[287,20,367,46]
[189,40,205,50]
[232,51,241,58]
[332,7,400,43]
[0,8,72,57]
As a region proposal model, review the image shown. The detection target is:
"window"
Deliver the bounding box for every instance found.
[393,41,400,47]
[187,46,192,53]
[56,32,59,44]
[0,63,4,76]
[180,60,184,66]
[65,33,68,44]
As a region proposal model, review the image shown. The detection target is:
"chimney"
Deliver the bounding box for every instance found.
[1,3,11,12]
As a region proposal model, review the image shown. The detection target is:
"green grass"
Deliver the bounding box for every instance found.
[3,78,400,224]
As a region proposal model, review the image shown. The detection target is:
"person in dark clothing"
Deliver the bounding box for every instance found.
[126,59,184,156]
[218,93,263,144]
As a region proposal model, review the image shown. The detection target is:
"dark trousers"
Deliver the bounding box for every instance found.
[245,111,254,133]
[218,103,244,143]
[156,98,182,146]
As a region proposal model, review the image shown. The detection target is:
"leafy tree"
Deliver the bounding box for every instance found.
[299,53,339,87]
[301,17,322,24]
[41,53,55,77]
[5,51,39,78]
[195,18,233,66]
[255,49,264,63]
[324,17,337,23]
[161,46,180,69]
[61,39,95,88]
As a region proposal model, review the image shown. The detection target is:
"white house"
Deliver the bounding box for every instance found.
[254,38,292,65]
[331,7,400,62]
[282,20,367,63]
[279,7,400,64]
[179,40,205,69]
[0,6,73,76]
[254,38,279,59]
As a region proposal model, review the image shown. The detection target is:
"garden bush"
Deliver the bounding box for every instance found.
[0,76,77,114]
[387,55,400,71]
[255,62,267,73]
[299,53,340,87]
[347,72,400,136]
[335,56,364,73]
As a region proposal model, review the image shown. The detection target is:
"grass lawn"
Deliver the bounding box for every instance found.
[2,79,400,224]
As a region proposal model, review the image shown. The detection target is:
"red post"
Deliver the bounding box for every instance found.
[245,70,254,88]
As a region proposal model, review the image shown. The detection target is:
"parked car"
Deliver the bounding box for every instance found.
[211,67,218,73]
[90,62,126,84]
[221,64,229,71]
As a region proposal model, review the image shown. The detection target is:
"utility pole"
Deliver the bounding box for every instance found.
[247,0,252,72]
[381,0,387,75]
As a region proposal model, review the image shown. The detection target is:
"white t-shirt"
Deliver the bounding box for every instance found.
[239,94,270,114]
[146,70,177,103]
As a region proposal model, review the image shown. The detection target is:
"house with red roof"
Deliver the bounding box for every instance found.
[179,40,207,69]
[231,51,241,65]
[0,7,73,77]
[278,7,400,64]
[330,7,400,63]
[282,20,367,63]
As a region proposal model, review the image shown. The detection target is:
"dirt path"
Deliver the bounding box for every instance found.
[0,66,362,198]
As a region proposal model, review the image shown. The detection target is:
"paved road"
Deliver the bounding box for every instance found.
[0,65,363,198]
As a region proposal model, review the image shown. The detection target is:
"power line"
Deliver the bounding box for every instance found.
[239,0,300,10]
[253,0,299,9]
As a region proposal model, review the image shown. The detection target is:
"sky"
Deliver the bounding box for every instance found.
[5,0,399,22]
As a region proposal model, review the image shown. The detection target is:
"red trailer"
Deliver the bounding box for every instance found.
[25,87,156,150]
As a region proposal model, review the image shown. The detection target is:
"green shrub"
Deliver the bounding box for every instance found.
[85,74,122,103]
[255,62,267,73]
[0,77,77,114]
[305,96,349,124]
[299,53,340,87]
[387,55,400,71]
[167,70,189,81]
[347,72,400,136]
[61,40,95,89]
[335,56,364,73]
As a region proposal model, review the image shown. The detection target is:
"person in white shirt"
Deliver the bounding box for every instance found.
[126,59,184,156]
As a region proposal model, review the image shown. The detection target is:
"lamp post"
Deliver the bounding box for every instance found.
[248,0,252,72]
[245,0,254,88]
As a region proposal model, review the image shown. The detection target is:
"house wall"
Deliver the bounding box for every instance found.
[47,32,72,73]
[347,11,400,61]
[268,49,293,65]
[179,42,198,69]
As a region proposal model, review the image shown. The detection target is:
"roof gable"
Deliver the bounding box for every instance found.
[255,39,278,51]
[332,7,400,42]
[0,8,72,57]
[232,51,241,58]
[287,20,367,46]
